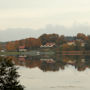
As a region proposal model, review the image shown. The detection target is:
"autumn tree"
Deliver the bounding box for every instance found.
[56,35,67,46]
[25,38,41,49]
[6,42,16,51]
[74,40,83,50]
[62,44,75,51]
[6,37,41,51]
[47,34,59,43]
[77,33,86,40]
[14,40,20,50]
[85,36,90,50]
[39,34,59,45]
[0,44,2,51]
[39,34,48,45]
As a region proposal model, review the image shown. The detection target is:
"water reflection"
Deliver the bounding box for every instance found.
[2,55,90,72]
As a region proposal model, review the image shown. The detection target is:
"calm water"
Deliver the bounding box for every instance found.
[2,55,90,90]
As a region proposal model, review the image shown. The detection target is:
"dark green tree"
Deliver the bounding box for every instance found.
[0,57,24,90]
[56,35,67,46]
[39,33,59,45]
[85,40,90,50]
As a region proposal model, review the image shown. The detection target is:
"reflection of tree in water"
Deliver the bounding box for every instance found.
[62,55,90,71]
[39,61,59,72]
[5,55,90,72]
[39,60,66,72]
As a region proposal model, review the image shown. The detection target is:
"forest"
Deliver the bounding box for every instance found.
[0,33,90,52]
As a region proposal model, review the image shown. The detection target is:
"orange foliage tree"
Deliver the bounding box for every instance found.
[6,42,17,51]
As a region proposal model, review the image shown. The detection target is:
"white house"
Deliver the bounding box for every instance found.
[40,43,55,48]
[67,41,75,46]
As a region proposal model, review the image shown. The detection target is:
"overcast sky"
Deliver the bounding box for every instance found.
[0,0,90,41]
[0,0,90,30]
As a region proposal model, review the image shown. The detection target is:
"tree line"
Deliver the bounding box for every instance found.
[0,33,90,51]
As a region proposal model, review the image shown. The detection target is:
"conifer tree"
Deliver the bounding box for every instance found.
[0,57,24,90]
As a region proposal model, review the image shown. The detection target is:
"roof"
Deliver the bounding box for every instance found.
[19,46,25,49]
[45,43,55,46]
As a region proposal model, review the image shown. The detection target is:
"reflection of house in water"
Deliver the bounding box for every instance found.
[81,59,85,63]
[0,49,6,52]
[75,58,87,71]
[36,51,40,55]
[16,56,42,68]
[62,56,90,71]
[18,57,26,61]
[0,54,6,57]
[19,55,27,58]
[67,60,76,64]
[76,63,87,71]
[63,59,76,65]
[8,55,90,72]
[40,59,55,63]
[18,55,27,65]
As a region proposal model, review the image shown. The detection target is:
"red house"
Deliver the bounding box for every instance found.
[19,46,27,52]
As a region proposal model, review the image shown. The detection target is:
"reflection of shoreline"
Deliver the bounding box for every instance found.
[1,51,90,56]
[58,51,90,55]
[5,55,90,72]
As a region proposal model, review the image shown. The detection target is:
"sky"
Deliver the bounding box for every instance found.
[0,0,90,41]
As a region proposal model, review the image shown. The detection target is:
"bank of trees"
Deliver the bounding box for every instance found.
[0,33,90,51]
[0,44,1,51]
[6,38,41,51]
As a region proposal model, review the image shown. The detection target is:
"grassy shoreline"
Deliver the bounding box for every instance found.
[0,50,90,56]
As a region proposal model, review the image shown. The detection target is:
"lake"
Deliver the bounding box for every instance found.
[1,54,90,90]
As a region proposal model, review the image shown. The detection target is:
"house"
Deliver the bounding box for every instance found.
[81,42,85,47]
[0,49,5,52]
[19,46,27,52]
[76,40,85,47]
[40,43,55,48]
[67,41,75,46]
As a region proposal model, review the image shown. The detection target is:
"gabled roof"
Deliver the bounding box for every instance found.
[45,43,55,46]
[19,46,25,49]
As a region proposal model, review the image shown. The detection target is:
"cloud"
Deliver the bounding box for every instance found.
[0,0,90,41]
[0,24,90,42]
[0,0,90,29]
